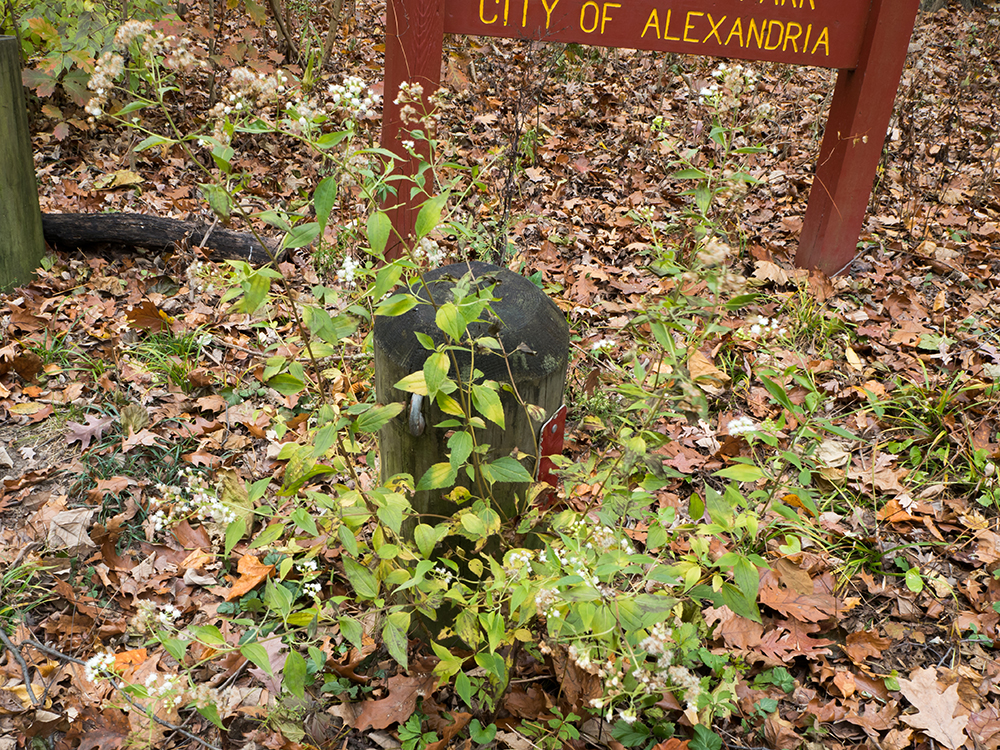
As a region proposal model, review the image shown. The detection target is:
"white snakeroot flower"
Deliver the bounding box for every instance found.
[336,256,359,288]
[591,337,615,351]
[84,652,116,682]
[727,415,758,436]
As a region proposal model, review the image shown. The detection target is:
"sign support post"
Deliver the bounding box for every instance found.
[380,0,446,260]
[795,0,919,275]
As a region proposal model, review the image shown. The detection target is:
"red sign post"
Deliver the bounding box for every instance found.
[381,0,919,275]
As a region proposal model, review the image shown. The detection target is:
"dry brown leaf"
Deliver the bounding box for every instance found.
[899,668,969,749]
[213,554,275,601]
[352,673,437,732]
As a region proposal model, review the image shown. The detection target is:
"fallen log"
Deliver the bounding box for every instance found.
[41,213,281,266]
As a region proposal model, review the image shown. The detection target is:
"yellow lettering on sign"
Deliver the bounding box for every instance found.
[803,23,812,50]
[811,25,829,55]
[704,14,726,44]
[641,8,660,38]
[746,17,765,48]
[783,21,802,52]
[580,1,599,33]
[601,2,620,33]
[764,19,782,49]
[725,17,744,46]
[522,0,529,26]
[683,11,703,43]
[479,0,498,24]
[541,0,559,28]
[664,9,681,41]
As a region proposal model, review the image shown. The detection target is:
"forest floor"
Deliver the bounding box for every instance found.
[2,2,1000,750]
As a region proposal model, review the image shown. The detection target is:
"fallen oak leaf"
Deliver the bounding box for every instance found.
[352,673,437,732]
[898,667,969,750]
[121,428,163,453]
[66,414,115,450]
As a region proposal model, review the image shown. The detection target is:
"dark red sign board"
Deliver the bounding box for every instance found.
[381,0,920,275]
[445,0,870,69]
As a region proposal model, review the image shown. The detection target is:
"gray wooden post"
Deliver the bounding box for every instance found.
[0,36,45,290]
[374,261,569,543]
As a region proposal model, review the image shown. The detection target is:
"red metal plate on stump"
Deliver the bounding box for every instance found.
[444,0,871,69]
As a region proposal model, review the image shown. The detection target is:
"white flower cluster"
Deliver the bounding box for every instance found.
[85,51,126,118]
[303,581,322,598]
[327,75,381,119]
[336,255,360,288]
[145,672,184,707]
[696,237,731,267]
[503,549,533,577]
[726,415,758,436]
[562,517,635,556]
[700,62,759,113]
[591,338,615,352]
[741,315,787,339]
[84,651,116,682]
[185,260,217,295]
[415,237,446,266]
[154,468,236,527]
[86,23,202,120]
[434,565,456,585]
[535,587,561,618]
[131,600,184,634]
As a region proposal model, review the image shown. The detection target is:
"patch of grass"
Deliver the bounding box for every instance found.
[128,330,208,392]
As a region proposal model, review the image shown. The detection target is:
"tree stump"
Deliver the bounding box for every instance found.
[374,261,569,542]
[0,36,45,290]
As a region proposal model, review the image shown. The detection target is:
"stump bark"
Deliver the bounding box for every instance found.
[374,261,569,542]
[0,36,45,290]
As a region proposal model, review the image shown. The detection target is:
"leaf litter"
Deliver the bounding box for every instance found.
[1,2,999,750]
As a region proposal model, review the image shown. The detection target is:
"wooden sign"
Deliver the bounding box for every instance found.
[380,0,920,275]
[445,0,870,69]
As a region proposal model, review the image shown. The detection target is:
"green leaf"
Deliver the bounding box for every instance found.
[239,272,271,314]
[224,517,246,559]
[372,262,403,300]
[313,177,338,232]
[197,702,226,730]
[267,373,306,396]
[415,193,448,239]
[283,221,321,249]
[161,637,189,661]
[471,384,504,429]
[339,616,364,652]
[240,642,273,675]
[250,522,286,549]
[283,649,307,698]
[455,671,474,707]
[760,375,796,413]
[905,567,923,593]
[480,456,532,484]
[673,167,708,180]
[134,133,170,150]
[690,725,723,750]
[436,302,465,342]
[423,351,450,400]
[417,462,458,491]
[367,211,392,257]
[414,523,447,558]
[354,402,404,433]
[375,293,418,317]
[188,624,226,646]
[431,640,465,681]
[264,580,294,618]
[290,508,318,536]
[343,557,380,600]
[448,430,473,469]
[383,611,410,669]
[199,183,232,222]
[394,370,428,396]
[714,464,765,482]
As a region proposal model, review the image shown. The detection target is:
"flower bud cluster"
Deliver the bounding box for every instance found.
[151,467,236,531]
[414,237,446,266]
[131,600,185,634]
